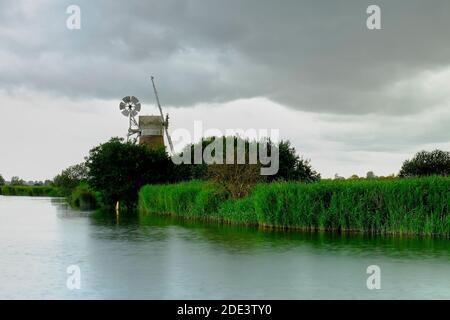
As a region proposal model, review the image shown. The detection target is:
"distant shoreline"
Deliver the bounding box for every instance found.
[0,185,62,197]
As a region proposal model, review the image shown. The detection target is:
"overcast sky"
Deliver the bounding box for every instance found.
[1,0,450,180]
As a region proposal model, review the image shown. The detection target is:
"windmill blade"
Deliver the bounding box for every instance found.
[164,127,174,155]
[130,96,139,104]
[121,109,130,116]
[151,76,175,154]
[134,102,141,112]
[123,96,132,103]
[119,101,127,110]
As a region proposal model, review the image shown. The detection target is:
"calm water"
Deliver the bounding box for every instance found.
[0,196,449,299]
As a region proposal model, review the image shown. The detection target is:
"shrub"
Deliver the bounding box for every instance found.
[86,137,174,208]
[399,150,450,177]
[68,183,99,210]
[53,163,88,196]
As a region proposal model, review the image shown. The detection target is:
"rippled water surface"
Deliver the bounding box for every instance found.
[0,196,449,299]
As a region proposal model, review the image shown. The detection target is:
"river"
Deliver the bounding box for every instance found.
[0,196,449,299]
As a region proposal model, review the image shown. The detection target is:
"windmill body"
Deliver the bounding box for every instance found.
[138,115,165,150]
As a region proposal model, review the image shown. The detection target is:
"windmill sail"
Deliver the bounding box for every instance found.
[151,76,175,154]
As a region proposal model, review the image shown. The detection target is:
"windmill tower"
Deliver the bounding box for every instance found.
[138,115,165,150]
[118,77,174,154]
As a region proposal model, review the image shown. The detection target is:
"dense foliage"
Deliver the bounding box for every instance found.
[0,174,4,186]
[267,140,321,182]
[399,150,450,177]
[140,176,450,236]
[53,163,88,196]
[179,136,320,186]
[10,176,25,186]
[86,138,174,208]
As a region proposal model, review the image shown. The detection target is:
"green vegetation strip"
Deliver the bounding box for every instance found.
[139,177,450,236]
[0,185,63,197]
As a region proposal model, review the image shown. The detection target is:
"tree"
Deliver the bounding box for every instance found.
[399,150,450,177]
[266,140,320,183]
[206,136,261,199]
[10,176,25,186]
[0,174,5,186]
[177,137,321,190]
[53,163,88,196]
[86,138,174,208]
[366,171,376,179]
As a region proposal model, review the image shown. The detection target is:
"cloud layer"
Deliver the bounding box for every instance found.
[2,0,450,114]
[0,0,449,179]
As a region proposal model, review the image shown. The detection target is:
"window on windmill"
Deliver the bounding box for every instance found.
[141,128,163,136]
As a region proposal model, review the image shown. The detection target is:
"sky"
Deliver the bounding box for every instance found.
[1,0,449,181]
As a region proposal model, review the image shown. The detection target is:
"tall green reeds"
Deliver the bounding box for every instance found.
[139,176,450,236]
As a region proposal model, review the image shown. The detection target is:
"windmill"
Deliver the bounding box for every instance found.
[118,77,174,154]
[119,96,141,143]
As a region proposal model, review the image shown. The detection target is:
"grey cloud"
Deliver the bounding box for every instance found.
[1,0,450,115]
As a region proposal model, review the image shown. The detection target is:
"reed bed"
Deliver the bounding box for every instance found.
[139,176,450,236]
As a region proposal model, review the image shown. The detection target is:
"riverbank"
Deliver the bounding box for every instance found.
[0,185,62,197]
[139,176,450,236]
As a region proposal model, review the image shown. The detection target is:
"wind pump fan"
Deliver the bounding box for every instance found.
[119,96,141,143]
[119,96,141,117]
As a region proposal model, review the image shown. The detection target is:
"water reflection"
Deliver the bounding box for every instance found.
[0,196,449,299]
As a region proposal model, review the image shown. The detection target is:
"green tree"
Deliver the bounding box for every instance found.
[53,163,88,196]
[0,174,5,186]
[399,150,450,177]
[10,176,25,186]
[267,140,321,182]
[86,138,174,208]
[366,171,376,179]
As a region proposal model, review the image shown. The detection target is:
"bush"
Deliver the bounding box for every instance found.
[174,137,320,184]
[68,183,99,210]
[400,150,450,177]
[86,137,174,208]
[53,163,88,196]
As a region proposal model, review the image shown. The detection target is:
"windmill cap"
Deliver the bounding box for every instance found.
[139,115,164,126]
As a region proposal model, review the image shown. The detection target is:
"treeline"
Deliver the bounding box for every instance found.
[139,176,450,236]
[0,185,62,197]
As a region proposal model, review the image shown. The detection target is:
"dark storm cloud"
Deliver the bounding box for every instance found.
[1,0,450,115]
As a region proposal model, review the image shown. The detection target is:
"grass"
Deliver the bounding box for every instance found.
[0,185,63,197]
[139,176,450,236]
